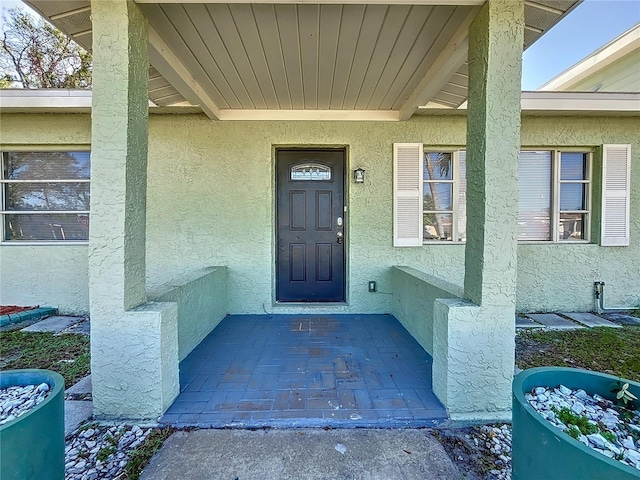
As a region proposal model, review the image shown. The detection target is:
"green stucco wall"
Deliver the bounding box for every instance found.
[0,114,91,314]
[149,267,228,361]
[1,113,638,314]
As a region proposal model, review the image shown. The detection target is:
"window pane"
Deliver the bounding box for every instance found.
[3,152,90,180]
[518,151,551,241]
[457,151,467,241]
[290,162,331,181]
[423,213,452,241]
[6,182,90,211]
[560,152,587,180]
[4,213,89,241]
[424,152,452,180]
[560,183,586,211]
[559,213,585,241]
[423,183,452,211]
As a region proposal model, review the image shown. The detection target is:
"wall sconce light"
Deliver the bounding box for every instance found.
[353,168,365,184]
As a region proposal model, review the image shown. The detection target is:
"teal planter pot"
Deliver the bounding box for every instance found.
[0,369,65,480]
[512,367,640,480]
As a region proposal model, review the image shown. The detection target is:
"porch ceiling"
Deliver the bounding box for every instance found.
[24,0,582,120]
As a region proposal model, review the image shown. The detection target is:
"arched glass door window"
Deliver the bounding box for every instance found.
[290,163,331,181]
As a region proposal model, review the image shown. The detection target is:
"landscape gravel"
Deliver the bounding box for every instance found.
[526,384,640,470]
[0,383,50,425]
[473,424,512,480]
[65,424,152,480]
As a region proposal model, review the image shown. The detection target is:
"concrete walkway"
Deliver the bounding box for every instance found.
[141,429,460,480]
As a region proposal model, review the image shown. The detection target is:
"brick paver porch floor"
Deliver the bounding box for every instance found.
[160,314,447,428]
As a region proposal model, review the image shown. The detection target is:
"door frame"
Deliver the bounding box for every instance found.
[272,145,349,305]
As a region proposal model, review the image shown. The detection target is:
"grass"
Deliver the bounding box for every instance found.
[516,325,640,382]
[122,427,177,480]
[0,330,90,387]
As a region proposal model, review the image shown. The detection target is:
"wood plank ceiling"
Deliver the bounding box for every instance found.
[24,1,582,120]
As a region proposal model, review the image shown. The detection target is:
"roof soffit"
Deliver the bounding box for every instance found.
[22,1,583,120]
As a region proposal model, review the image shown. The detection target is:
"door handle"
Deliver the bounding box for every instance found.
[336,231,344,244]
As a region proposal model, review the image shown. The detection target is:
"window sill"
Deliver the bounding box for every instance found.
[0,241,89,246]
[422,241,466,245]
[518,240,592,245]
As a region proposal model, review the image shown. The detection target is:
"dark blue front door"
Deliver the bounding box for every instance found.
[276,149,345,302]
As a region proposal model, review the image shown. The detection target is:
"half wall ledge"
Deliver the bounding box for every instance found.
[392,266,514,422]
[148,266,228,361]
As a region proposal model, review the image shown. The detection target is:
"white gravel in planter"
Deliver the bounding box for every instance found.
[0,383,50,426]
[526,385,640,470]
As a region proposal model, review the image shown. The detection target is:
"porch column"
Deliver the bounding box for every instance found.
[432,0,524,421]
[90,0,178,420]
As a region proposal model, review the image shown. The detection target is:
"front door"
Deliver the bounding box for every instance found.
[276,149,345,302]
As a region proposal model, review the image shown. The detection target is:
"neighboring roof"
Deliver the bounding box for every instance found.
[21,0,583,121]
[2,89,638,118]
[539,23,640,91]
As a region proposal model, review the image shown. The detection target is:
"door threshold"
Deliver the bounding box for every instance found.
[273,302,348,307]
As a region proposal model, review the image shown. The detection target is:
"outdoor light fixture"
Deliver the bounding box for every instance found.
[353,168,365,184]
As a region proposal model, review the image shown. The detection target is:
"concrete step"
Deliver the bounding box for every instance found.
[524,313,584,330]
[560,312,621,328]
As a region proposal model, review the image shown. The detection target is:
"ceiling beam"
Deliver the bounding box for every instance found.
[50,6,91,20]
[397,7,479,121]
[136,0,483,4]
[148,26,220,120]
[523,1,564,16]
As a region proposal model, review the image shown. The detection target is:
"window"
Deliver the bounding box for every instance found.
[290,162,331,181]
[423,150,466,242]
[393,144,607,247]
[1,151,91,242]
[518,150,591,242]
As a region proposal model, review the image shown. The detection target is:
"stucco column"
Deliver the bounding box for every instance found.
[431,0,524,421]
[89,0,148,311]
[89,0,179,420]
[464,0,523,307]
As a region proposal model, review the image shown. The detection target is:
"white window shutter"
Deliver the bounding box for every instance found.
[601,144,631,246]
[393,143,423,247]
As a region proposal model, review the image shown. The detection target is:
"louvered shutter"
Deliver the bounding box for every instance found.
[394,143,423,247]
[601,144,631,246]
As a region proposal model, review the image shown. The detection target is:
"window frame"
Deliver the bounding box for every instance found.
[518,148,592,244]
[422,147,466,244]
[1,145,91,245]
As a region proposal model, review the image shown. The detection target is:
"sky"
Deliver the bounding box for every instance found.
[2,0,640,90]
[522,0,640,89]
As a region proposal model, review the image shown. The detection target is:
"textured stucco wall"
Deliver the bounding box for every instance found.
[89,0,178,421]
[1,113,639,314]
[149,267,228,361]
[0,245,88,314]
[433,299,515,421]
[144,114,470,315]
[518,116,640,311]
[90,302,179,419]
[431,0,523,421]
[0,114,91,313]
[391,266,462,355]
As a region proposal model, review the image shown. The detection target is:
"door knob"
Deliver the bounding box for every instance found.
[336,231,344,244]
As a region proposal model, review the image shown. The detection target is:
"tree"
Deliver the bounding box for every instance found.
[0,7,91,88]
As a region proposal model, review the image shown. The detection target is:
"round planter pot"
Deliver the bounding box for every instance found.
[512,367,640,480]
[0,369,65,480]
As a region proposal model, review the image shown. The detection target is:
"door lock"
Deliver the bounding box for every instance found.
[337,217,343,227]
[336,231,344,244]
